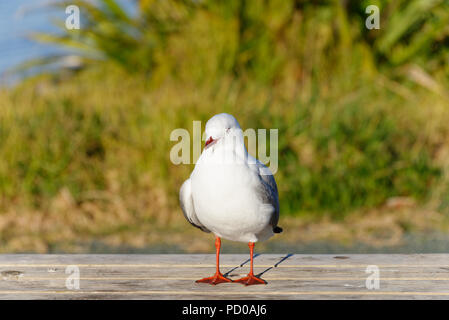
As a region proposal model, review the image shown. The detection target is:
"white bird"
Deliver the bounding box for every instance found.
[180,113,282,285]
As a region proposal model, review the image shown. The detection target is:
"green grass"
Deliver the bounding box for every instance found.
[1,63,448,220]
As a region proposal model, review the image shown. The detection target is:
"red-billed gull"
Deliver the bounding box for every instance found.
[180,113,282,285]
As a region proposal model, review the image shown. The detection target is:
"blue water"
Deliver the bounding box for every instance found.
[0,0,136,83]
[0,0,66,79]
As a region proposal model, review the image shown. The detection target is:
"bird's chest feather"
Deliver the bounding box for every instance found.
[189,146,273,236]
[192,162,255,209]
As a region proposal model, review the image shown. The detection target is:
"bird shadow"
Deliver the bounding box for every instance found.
[256,253,294,278]
[224,253,294,282]
[223,253,261,278]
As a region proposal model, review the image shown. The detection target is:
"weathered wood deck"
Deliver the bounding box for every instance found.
[0,254,448,299]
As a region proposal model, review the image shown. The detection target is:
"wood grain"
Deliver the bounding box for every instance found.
[0,254,448,299]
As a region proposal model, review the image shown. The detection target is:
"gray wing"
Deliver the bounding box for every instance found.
[251,157,281,231]
[179,178,210,233]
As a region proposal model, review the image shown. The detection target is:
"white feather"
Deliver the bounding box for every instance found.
[179,113,280,242]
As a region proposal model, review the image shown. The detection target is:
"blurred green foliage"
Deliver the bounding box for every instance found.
[2,0,449,220]
[32,0,449,82]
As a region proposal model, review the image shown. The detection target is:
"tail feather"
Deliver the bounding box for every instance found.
[273,226,283,233]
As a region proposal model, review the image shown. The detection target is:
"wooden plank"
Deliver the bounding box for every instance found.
[0,254,448,299]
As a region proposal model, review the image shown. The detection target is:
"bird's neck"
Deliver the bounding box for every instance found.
[219,134,248,163]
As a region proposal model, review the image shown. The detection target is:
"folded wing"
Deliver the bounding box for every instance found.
[252,157,282,233]
[179,178,210,233]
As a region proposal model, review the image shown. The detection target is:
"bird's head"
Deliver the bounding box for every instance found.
[204,113,242,149]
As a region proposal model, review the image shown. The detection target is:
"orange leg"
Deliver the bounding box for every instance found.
[196,236,232,285]
[234,242,266,286]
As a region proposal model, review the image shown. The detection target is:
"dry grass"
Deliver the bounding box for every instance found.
[1,183,447,253]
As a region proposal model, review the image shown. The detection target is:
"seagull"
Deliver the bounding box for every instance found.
[180,113,282,285]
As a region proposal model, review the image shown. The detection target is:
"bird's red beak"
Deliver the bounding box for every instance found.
[205,136,215,148]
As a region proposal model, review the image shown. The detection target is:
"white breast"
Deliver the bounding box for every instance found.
[190,145,275,242]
